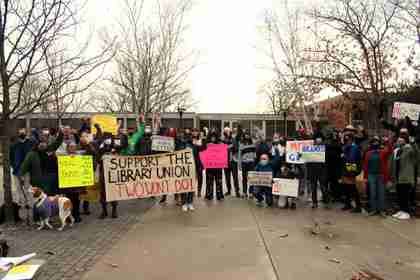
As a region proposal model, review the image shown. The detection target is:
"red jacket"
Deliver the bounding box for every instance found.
[363,142,392,183]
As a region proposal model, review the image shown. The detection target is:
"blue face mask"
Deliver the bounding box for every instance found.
[260,159,269,166]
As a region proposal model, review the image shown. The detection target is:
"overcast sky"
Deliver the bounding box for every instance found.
[84,0,313,113]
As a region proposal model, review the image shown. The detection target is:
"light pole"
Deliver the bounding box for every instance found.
[177,106,186,131]
[283,111,288,137]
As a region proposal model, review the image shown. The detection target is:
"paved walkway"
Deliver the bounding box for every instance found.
[1,199,154,280]
[82,197,420,280]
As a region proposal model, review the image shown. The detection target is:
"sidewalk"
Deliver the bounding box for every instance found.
[82,197,420,280]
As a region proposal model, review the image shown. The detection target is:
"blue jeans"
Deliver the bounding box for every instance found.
[368,175,385,212]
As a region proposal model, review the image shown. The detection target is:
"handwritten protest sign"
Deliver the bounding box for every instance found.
[286,140,314,164]
[151,135,175,152]
[248,171,273,187]
[199,144,228,169]
[103,149,197,201]
[91,114,119,135]
[272,178,299,197]
[58,155,95,188]
[301,144,326,163]
[392,102,420,120]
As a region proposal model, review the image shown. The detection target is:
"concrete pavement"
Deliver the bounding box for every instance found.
[82,197,420,280]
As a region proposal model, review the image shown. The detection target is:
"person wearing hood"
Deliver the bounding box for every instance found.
[205,130,224,201]
[240,130,256,198]
[10,128,33,215]
[223,127,240,197]
[390,135,418,220]
[341,126,363,213]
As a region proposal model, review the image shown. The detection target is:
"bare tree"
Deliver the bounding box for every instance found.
[42,51,104,125]
[99,0,195,116]
[0,0,114,222]
[307,0,403,128]
[262,2,325,133]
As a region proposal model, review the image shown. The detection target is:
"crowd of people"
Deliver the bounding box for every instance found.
[8,113,420,225]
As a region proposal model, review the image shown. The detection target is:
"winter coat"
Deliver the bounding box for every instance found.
[120,123,145,156]
[10,138,33,176]
[326,141,342,179]
[19,133,64,195]
[363,142,392,183]
[342,143,362,178]
[390,143,418,185]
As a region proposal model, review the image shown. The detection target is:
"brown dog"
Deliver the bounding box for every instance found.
[32,187,74,231]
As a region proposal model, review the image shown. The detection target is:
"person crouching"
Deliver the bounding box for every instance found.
[254,153,280,207]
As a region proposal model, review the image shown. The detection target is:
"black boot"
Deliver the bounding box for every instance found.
[99,203,108,219]
[111,203,118,219]
[82,201,90,215]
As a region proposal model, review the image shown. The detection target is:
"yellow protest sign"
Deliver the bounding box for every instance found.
[58,155,95,188]
[91,114,118,135]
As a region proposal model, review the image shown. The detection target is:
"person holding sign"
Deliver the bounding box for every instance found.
[253,152,281,207]
[306,137,328,209]
[205,130,225,201]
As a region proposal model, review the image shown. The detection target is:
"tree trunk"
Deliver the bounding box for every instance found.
[1,120,17,223]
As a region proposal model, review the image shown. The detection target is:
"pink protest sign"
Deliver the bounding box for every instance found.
[199,144,228,169]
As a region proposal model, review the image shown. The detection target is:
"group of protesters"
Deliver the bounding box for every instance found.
[9,112,420,224]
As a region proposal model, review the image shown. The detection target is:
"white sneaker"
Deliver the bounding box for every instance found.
[188,204,195,211]
[392,211,403,218]
[397,212,411,220]
[182,204,188,212]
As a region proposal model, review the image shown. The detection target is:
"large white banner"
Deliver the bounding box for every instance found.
[392,102,420,120]
[103,149,197,202]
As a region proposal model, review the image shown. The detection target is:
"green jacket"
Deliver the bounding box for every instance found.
[20,133,63,194]
[390,143,419,185]
[120,123,145,156]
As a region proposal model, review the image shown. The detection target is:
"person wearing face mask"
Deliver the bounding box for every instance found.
[55,125,76,155]
[223,127,240,197]
[10,129,33,216]
[239,130,256,198]
[325,131,343,202]
[20,129,64,196]
[390,136,418,220]
[137,125,153,156]
[191,128,206,197]
[341,126,363,213]
[306,137,329,209]
[205,130,224,201]
[120,114,146,156]
[363,136,392,216]
[97,130,119,219]
[253,152,281,207]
